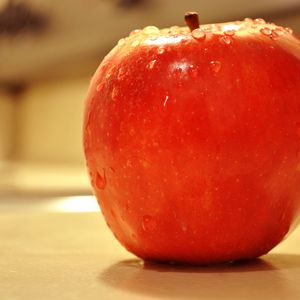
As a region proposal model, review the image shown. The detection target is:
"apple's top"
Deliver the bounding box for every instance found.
[115,17,298,51]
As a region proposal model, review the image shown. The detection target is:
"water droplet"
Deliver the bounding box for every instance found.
[157,47,165,55]
[106,68,114,80]
[96,83,104,92]
[188,65,198,78]
[192,28,206,41]
[244,17,253,23]
[202,24,216,32]
[180,38,189,45]
[174,67,183,77]
[95,169,106,190]
[148,35,158,41]
[117,67,126,81]
[109,167,115,173]
[254,18,266,24]
[210,61,221,73]
[111,87,118,101]
[163,95,169,107]
[273,28,285,36]
[131,40,140,47]
[147,59,156,69]
[260,27,272,36]
[285,27,293,34]
[224,30,235,36]
[169,25,180,35]
[200,26,209,33]
[130,29,141,36]
[143,26,160,35]
[110,209,116,219]
[118,38,125,46]
[220,35,232,45]
[270,30,279,40]
[142,215,157,231]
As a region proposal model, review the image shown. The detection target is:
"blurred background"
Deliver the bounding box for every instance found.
[0,0,300,206]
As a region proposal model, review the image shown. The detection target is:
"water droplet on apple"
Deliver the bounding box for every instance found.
[110,209,116,219]
[117,68,126,81]
[95,169,106,190]
[210,61,222,73]
[285,27,293,34]
[157,47,165,55]
[105,68,114,80]
[148,35,158,42]
[188,65,198,78]
[147,59,156,69]
[191,28,206,41]
[163,95,169,107]
[224,30,235,36]
[111,87,118,101]
[260,27,272,36]
[244,17,253,23]
[270,30,279,40]
[96,83,104,92]
[131,233,137,239]
[174,67,183,77]
[85,109,92,131]
[143,26,160,35]
[109,167,115,173]
[273,28,285,36]
[180,38,189,45]
[169,25,180,35]
[130,29,141,36]
[118,38,125,46]
[254,18,266,24]
[131,40,140,47]
[220,35,232,45]
[205,24,219,32]
[142,215,157,231]
[106,221,111,229]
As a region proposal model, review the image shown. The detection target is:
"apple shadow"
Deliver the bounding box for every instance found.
[99,253,300,300]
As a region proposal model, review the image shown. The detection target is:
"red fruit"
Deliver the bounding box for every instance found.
[83,13,300,264]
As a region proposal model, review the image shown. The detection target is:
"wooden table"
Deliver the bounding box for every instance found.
[1,196,300,300]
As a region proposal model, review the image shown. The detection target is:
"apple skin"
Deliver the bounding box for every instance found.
[84,19,300,264]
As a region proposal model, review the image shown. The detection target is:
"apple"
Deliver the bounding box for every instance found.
[83,12,300,264]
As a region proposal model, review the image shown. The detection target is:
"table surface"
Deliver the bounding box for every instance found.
[1,196,300,300]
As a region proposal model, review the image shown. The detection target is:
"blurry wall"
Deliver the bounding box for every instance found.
[15,77,89,164]
[0,89,14,162]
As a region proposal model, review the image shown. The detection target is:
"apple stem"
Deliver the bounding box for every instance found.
[185,12,200,31]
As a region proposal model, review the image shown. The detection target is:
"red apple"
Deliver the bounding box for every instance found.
[83,12,300,264]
